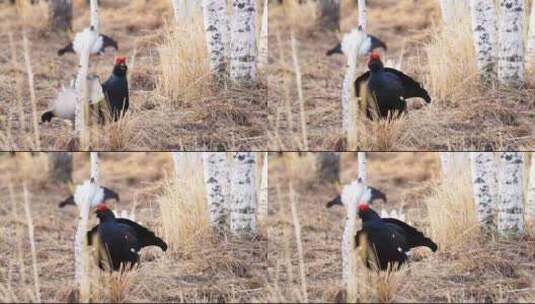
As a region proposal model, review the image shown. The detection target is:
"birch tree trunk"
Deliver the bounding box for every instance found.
[75,28,98,148]
[526,0,535,75]
[527,153,535,222]
[90,152,99,183]
[340,179,365,299]
[317,0,340,31]
[202,152,228,234]
[90,0,99,33]
[439,0,451,23]
[497,0,525,87]
[341,41,358,143]
[316,152,340,184]
[229,0,257,86]
[470,0,497,81]
[258,152,268,220]
[171,0,184,24]
[230,152,257,238]
[471,152,498,235]
[358,0,367,31]
[203,0,227,84]
[439,152,451,177]
[257,0,269,70]
[497,152,524,236]
[358,152,367,184]
[49,0,72,32]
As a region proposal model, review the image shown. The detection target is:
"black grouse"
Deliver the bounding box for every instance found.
[58,32,118,56]
[326,34,387,56]
[87,204,168,271]
[356,204,437,271]
[355,52,431,120]
[58,186,120,208]
[326,185,387,208]
[102,56,129,121]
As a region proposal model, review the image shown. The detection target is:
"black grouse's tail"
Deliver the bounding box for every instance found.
[421,237,438,252]
[58,195,76,208]
[326,195,343,208]
[101,34,119,51]
[58,43,74,56]
[383,218,438,252]
[152,237,168,252]
[326,43,343,56]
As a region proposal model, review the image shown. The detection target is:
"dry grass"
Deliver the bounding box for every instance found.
[268,0,535,150]
[0,152,268,302]
[0,0,267,150]
[267,152,535,302]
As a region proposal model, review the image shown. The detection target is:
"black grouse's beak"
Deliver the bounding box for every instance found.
[326,195,343,208]
[326,43,343,56]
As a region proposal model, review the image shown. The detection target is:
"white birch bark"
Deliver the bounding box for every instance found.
[340,29,364,142]
[439,152,451,176]
[75,27,97,145]
[171,0,184,24]
[470,152,498,235]
[497,0,525,87]
[358,152,367,184]
[340,179,366,294]
[230,152,257,237]
[257,0,268,70]
[497,152,524,236]
[527,153,535,221]
[526,0,535,73]
[90,0,99,33]
[90,152,99,183]
[202,152,228,233]
[358,0,367,31]
[73,179,102,298]
[203,0,227,83]
[258,152,268,220]
[439,0,452,23]
[229,0,257,85]
[470,0,497,80]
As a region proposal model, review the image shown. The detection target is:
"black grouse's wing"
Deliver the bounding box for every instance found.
[101,34,118,51]
[326,195,342,208]
[87,225,99,246]
[58,195,75,208]
[102,187,120,202]
[383,218,437,252]
[369,186,387,203]
[354,71,371,99]
[383,68,431,103]
[116,218,168,251]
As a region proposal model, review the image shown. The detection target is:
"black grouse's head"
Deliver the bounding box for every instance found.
[41,111,54,123]
[368,52,384,72]
[358,204,381,222]
[95,204,115,221]
[113,56,128,77]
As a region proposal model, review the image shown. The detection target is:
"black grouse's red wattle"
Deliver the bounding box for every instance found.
[356,204,437,271]
[355,52,431,120]
[102,56,129,121]
[325,185,387,208]
[87,204,167,271]
[58,186,120,208]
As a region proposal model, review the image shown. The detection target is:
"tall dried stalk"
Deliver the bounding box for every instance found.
[22,32,40,150]
[289,182,308,302]
[290,31,308,150]
[22,182,40,302]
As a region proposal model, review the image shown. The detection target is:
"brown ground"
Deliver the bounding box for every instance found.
[267,152,535,302]
[0,0,267,150]
[268,0,535,150]
[0,152,268,302]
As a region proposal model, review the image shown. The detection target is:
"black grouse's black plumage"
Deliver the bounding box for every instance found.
[87,204,167,271]
[326,186,387,208]
[356,204,437,271]
[57,34,118,56]
[326,34,387,56]
[58,186,120,208]
[355,52,431,120]
[101,57,129,121]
